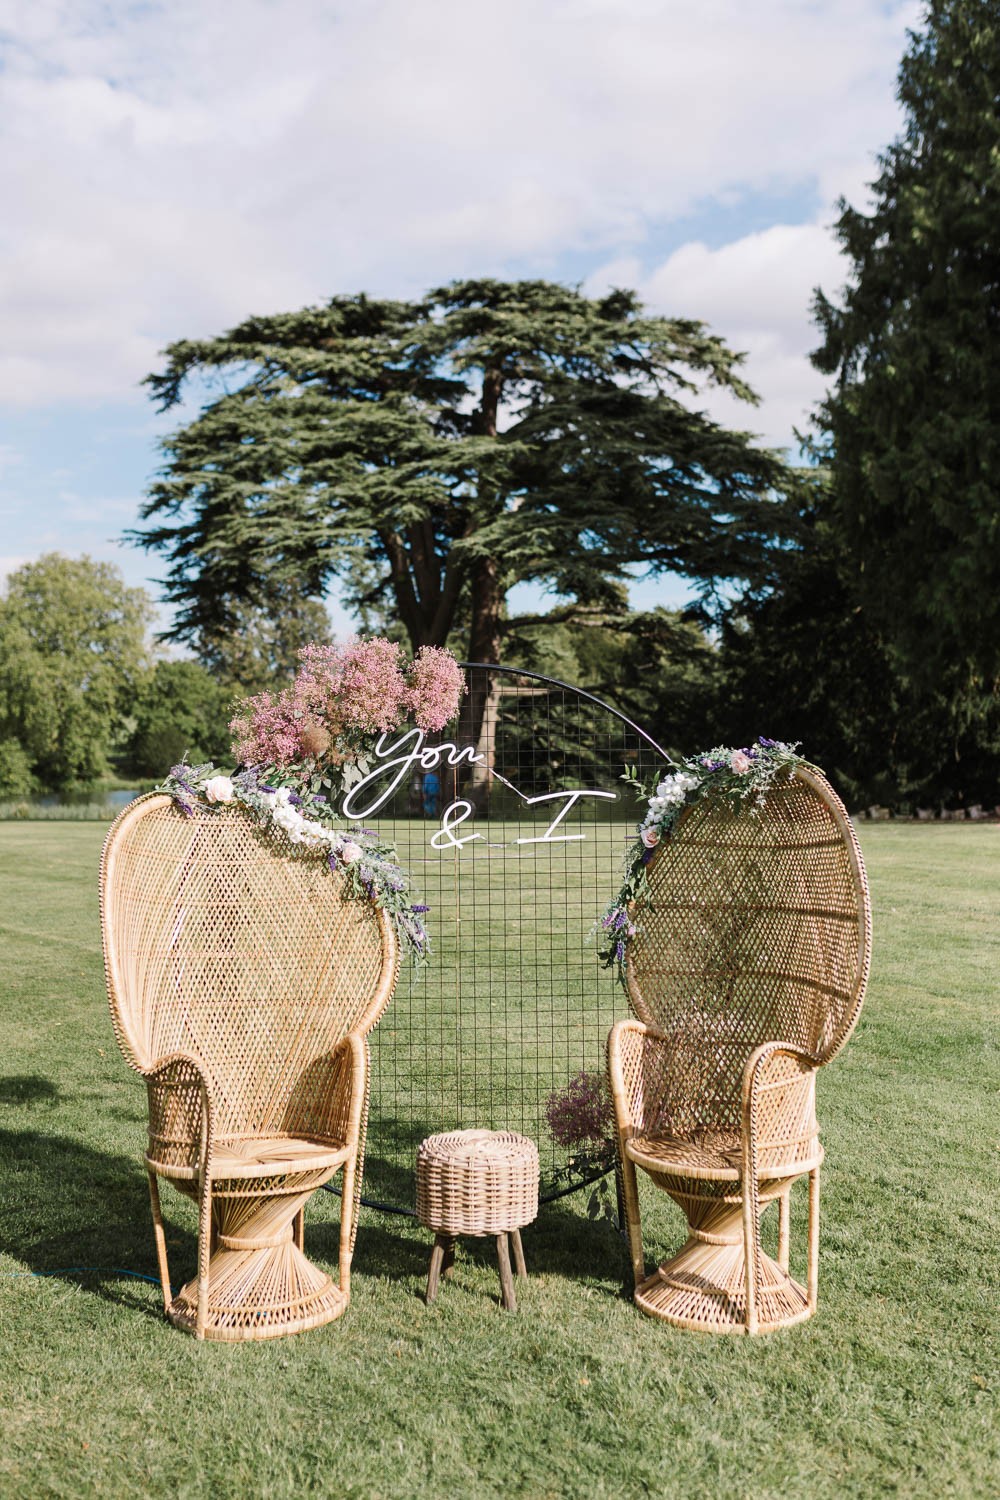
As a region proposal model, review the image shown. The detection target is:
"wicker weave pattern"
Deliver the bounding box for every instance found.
[416,1130,540,1237]
[100,794,398,1340]
[608,766,870,1335]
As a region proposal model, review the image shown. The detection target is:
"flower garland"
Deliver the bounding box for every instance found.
[597,737,808,978]
[160,760,432,963]
[155,637,468,967]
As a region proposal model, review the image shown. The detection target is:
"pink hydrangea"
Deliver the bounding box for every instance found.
[405,646,466,731]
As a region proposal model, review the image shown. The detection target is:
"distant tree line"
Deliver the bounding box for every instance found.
[0,553,331,798]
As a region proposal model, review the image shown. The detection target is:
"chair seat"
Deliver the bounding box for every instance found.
[149,1135,351,1182]
[626,1129,743,1181]
[625,1129,823,1182]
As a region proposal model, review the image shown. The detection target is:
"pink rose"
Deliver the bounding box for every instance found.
[730,751,751,774]
[339,840,363,864]
[640,825,660,849]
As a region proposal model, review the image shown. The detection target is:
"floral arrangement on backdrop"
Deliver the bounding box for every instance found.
[597,737,808,979]
[158,638,467,963]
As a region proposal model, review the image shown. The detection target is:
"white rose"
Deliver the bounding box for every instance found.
[340,840,363,864]
[203,774,235,804]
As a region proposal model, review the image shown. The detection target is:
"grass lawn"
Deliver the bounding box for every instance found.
[0,821,997,1498]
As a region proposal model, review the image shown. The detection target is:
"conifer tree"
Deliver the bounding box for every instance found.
[136,279,793,675]
[813,0,1000,691]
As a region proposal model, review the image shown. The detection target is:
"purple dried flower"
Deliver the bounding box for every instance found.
[544,1071,612,1149]
[757,736,778,749]
[411,903,430,913]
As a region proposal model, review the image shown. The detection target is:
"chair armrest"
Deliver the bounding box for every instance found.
[740,1042,820,1178]
[607,1018,674,1139]
[143,1052,215,1176]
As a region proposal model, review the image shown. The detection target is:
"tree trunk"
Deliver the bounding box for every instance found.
[459,556,504,804]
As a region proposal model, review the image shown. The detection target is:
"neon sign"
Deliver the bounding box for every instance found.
[341,728,616,848]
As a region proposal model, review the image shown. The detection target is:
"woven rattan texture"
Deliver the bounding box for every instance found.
[609,766,871,1334]
[100,794,398,1339]
[416,1129,540,1237]
[626,766,868,1125]
[102,797,391,1129]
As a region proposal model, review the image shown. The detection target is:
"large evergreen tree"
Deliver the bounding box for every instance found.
[136,279,794,678]
[813,0,1000,693]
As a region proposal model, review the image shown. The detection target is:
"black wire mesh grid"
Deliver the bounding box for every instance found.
[341,664,668,1214]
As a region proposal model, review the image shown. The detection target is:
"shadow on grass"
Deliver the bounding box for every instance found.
[0,1126,194,1318]
[0,1075,60,1107]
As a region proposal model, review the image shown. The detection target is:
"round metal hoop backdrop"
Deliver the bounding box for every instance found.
[349,665,668,1214]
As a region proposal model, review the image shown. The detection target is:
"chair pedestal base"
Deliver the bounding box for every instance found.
[169,1178,346,1342]
[635,1191,812,1335]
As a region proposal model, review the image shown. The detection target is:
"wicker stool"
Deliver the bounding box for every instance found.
[416,1130,539,1311]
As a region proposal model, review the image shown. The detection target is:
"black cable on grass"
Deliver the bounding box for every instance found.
[3,1266,175,1293]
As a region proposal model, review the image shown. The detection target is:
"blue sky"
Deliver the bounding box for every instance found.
[0,0,919,638]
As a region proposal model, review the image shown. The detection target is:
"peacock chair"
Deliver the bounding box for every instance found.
[607,765,871,1334]
[100,794,398,1342]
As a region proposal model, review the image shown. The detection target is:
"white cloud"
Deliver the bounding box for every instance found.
[0,556,31,588]
[0,0,917,411]
[600,222,851,449]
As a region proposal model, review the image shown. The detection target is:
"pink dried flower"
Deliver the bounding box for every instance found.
[230,689,303,768]
[405,646,466,732]
[544,1071,612,1150]
[730,750,752,774]
[336,638,408,733]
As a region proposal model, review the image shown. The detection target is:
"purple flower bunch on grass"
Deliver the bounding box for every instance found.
[544,1070,613,1152]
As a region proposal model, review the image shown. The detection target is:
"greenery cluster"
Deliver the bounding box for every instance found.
[724,0,1000,807]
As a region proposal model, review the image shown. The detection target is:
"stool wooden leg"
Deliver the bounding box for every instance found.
[426,1234,448,1304]
[511,1228,527,1280]
[442,1235,456,1279]
[496,1234,516,1312]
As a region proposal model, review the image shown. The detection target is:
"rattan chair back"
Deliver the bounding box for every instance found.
[101,795,396,1144]
[625,766,870,1137]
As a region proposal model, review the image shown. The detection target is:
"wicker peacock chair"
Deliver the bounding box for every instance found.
[100,794,398,1341]
[607,765,871,1334]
